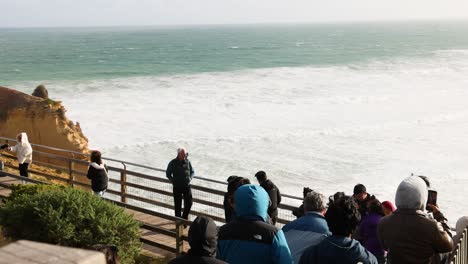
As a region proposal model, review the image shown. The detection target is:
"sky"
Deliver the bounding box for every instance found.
[1,0,468,28]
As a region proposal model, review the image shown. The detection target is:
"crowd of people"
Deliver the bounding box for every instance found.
[169,175,467,264]
[2,137,467,264]
[165,148,466,264]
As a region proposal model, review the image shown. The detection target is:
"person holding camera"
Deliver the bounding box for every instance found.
[166,147,195,221]
[1,132,33,181]
[378,176,453,264]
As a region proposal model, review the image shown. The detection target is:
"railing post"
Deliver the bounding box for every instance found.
[68,160,74,187]
[120,170,127,203]
[175,220,184,256]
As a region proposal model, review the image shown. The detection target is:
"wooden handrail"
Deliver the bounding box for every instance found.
[0,137,304,255]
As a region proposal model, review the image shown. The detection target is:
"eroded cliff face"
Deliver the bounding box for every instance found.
[0,86,89,160]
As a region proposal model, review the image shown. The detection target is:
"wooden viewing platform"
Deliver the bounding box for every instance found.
[1,135,467,264]
[0,136,301,259]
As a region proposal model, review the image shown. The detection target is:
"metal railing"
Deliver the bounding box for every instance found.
[0,136,303,254]
[451,227,468,264]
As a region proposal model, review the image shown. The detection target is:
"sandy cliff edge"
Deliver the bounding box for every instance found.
[0,86,89,161]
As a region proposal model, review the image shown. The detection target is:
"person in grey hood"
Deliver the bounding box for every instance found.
[378,176,453,264]
[169,216,227,264]
[1,132,33,180]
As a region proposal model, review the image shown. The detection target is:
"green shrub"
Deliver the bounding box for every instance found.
[0,184,141,264]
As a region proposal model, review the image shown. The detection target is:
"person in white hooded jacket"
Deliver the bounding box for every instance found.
[0,132,33,179]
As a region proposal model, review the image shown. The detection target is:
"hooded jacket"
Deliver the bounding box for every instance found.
[378,176,453,264]
[169,216,227,264]
[299,236,378,264]
[86,162,108,192]
[8,132,33,164]
[283,212,331,264]
[217,184,292,264]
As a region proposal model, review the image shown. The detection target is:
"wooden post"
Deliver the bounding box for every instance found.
[68,160,74,187]
[175,220,184,256]
[120,170,127,203]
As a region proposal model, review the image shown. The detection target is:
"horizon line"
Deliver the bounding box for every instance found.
[1,17,468,30]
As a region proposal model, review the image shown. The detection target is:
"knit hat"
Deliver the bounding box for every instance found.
[381,201,396,212]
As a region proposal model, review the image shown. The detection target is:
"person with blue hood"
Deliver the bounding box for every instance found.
[299,194,378,264]
[217,184,293,264]
[378,176,453,264]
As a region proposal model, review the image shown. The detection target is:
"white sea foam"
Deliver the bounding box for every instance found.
[11,51,468,225]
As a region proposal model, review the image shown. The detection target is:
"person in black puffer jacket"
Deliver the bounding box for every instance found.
[255,171,282,225]
[86,150,108,197]
[169,216,227,264]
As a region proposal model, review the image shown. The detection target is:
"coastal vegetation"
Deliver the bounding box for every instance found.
[0,184,141,264]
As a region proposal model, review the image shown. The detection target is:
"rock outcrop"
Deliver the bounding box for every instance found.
[0,86,89,164]
[32,84,49,99]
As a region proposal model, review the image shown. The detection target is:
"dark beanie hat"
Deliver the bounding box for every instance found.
[353,184,366,195]
[255,171,267,181]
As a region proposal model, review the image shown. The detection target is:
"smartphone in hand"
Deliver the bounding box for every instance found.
[426,190,438,212]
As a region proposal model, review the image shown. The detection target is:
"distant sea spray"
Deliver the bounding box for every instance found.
[3,23,468,225]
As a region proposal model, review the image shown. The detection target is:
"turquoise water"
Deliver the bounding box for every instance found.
[3,21,468,223]
[2,21,468,84]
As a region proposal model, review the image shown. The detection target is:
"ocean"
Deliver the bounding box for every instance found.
[1,21,468,224]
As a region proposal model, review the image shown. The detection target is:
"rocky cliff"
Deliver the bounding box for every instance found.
[0,86,89,160]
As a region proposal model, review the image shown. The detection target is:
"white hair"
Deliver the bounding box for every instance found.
[177,147,186,154]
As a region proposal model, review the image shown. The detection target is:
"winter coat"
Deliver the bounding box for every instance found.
[378,176,453,264]
[217,184,292,264]
[223,192,235,223]
[359,212,385,258]
[86,162,108,192]
[282,212,331,264]
[299,235,378,264]
[260,179,282,219]
[355,193,376,217]
[169,216,227,264]
[166,158,194,192]
[8,132,32,164]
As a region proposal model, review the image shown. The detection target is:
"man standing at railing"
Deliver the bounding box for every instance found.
[255,170,282,225]
[166,147,195,223]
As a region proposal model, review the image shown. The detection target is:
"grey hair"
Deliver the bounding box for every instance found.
[177,147,186,154]
[304,192,327,212]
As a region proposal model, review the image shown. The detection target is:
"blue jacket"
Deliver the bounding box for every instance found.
[217,184,292,264]
[299,236,378,264]
[282,212,331,263]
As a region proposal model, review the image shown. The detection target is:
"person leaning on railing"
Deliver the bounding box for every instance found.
[86,150,109,197]
[1,132,33,182]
